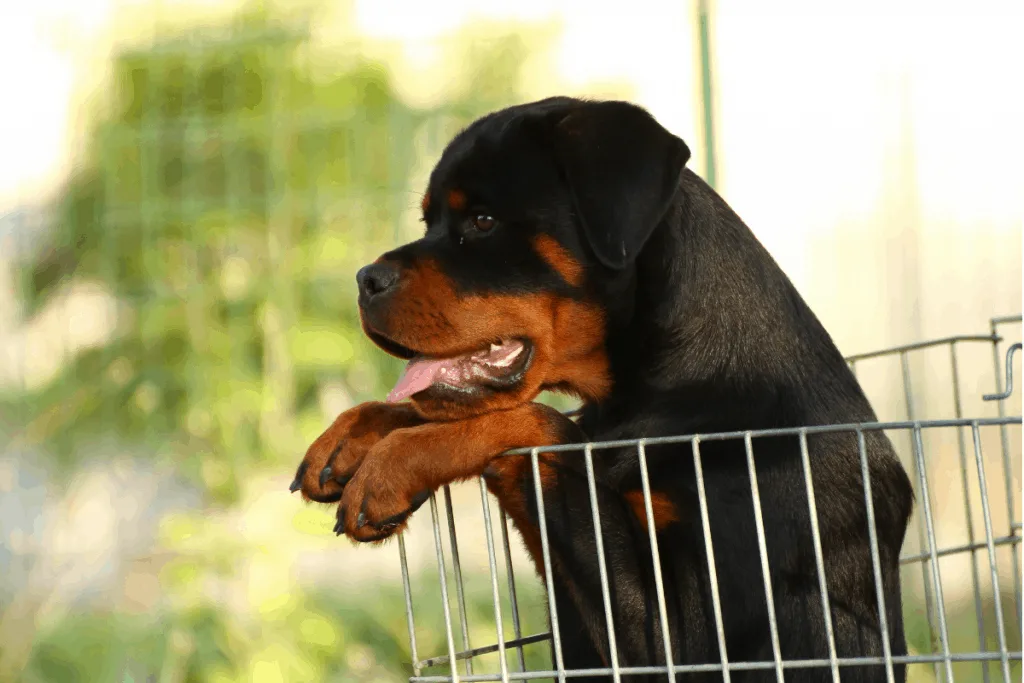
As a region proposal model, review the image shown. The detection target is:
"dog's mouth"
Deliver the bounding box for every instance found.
[364,328,418,361]
[369,334,534,404]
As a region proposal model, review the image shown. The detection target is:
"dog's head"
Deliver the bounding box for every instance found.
[357,97,690,419]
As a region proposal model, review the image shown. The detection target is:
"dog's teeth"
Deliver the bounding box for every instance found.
[492,345,523,367]
[490,343,500,353]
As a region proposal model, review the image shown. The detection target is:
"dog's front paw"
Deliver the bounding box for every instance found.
[290,402,423,503]
[334,431,434,543]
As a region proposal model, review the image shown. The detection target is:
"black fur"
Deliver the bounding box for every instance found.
[424,97,915,681]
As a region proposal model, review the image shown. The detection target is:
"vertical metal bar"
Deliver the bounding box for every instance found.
[398,534,421,677]
[900,351,940,680]
[797,431,841,683]
[531,448,566,683]
[990,321,1022,630]
[950,343,992,681]
[499,508,528,672]
[442,485,473,675]
[428,493,460,683]
[911,426,954,682]
[691,438,731,682]
[743,434,783,683]
[970,422,1013,682]
[636,441,676,681]
[583,444,622,682]
[857,430,897,683]
[478,479,510,683]
[696,0,718,189]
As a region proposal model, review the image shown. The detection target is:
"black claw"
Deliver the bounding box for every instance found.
[289,462,308,492]
[356,497,372,529]
[319,465,333,489]
[336,508,347,535]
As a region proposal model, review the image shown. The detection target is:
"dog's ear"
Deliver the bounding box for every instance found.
[546,101,690,269]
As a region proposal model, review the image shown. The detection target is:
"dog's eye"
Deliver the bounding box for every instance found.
[471,215,495,232]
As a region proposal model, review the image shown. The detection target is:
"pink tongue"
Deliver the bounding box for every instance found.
[386,357,459,403]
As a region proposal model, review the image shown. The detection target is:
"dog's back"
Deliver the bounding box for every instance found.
[566,169,914,681]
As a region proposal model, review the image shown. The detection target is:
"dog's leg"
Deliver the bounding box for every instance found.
[332,402,581,541]
[326,403,688,678]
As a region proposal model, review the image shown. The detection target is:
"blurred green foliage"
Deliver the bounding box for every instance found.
[16,574,552,683]
[11,3,530,502]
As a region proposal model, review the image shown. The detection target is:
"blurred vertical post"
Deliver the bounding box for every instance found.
[696,0,718,189]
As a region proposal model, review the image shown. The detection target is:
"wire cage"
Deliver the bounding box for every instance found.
[393,315,1023,683]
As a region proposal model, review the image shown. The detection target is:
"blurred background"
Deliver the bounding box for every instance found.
[0,1,1021,681]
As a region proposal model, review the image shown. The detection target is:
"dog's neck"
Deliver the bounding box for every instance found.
[590,169,869,431]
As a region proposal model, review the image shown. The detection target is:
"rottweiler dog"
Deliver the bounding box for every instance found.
[291,97,914,682]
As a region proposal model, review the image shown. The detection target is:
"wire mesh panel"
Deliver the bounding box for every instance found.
[395,316,1023,682]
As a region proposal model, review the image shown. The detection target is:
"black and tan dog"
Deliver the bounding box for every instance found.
[291,97,914,682]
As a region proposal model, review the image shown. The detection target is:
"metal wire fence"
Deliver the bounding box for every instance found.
[395,316,1023,682]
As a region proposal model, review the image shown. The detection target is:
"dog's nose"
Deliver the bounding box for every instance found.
[357,263,400,303]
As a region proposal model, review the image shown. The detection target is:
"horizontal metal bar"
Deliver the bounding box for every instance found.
[418,633,552,669]
[900,533,1021,565]
[1014,522,1023,532]
[844,335,999,362]
[501,416,1021,456]
[411,651,1023,682]
[991,315,1023,326]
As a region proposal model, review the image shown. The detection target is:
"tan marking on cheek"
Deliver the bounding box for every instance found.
[533,234,584,287]
[383,260,459,346]
[381,257,610,403]
[421,193,431,213]
[623,490,680,531]
[447,189,467,211]
[548,299,610,401]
